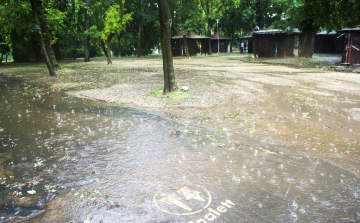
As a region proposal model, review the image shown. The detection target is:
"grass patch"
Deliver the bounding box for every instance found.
[150,87,193,102]
[164,91,193,102]
[150,87,164,97]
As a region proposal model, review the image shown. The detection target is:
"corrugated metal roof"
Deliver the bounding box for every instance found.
[171,35,210,39]
[315,30,337,35]
[238,36,252,39]
[253,28,301,35]
[338,25,360,32]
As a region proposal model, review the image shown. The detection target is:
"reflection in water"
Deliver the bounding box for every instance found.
[0,77,359,222]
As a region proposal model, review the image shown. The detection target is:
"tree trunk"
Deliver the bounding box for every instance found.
[84,0,91,62]
[53,40,62,61]
[101,41,107,57]
[32,37,42,62]
[0,53,3,66]
[158,0,177,93]
[183,34,190,58]
[230,26,234,53]
[299,0,314,58]
[38,16,60,70]
[207,22,212,55]
[30,0,56,77]
[105,34,114,64]
[137,22,143,57]
[299,26,313,58]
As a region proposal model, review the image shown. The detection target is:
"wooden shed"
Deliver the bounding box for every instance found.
[209,32,231,53]
[338,25,360,65]
[171,29,209,57]
[314,30,345,54]
[253,29,300,57]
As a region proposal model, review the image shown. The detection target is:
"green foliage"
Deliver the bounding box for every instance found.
[84,25,102,45]
[273,0,360,33]
[164,92,194,102]
[176,0,205,35]
[102,3,133,41]
[150,87,164,97]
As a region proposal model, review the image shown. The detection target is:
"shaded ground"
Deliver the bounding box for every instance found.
[1,54,360,222]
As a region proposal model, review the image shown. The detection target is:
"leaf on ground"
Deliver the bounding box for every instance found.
[83,217,91,223]
[6,172,14,178]
[207,135,221,142]
[258,147,278,155]
[221,128,231,132]
[27,189,36,194]
[33,181,39,185]
[211,142,225,147]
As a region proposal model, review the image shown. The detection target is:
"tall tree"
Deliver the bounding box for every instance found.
[158,0,177,93]
[84,0,91,62]
[102,0,133,64]
[29,0,57,77]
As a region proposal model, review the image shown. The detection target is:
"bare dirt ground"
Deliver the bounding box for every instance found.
[2,54,360,177]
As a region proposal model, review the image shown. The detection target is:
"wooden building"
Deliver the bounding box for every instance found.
[314,30,345,54]
[253,29,300,57]
[238,26,263,54]
[171,29,209,57]
[209,32,231,53]
[338,25,360,65]
[239,35,253,53]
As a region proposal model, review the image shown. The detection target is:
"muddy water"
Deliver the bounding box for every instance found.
[0,77,359,222]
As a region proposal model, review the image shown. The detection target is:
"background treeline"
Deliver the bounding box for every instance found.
[1,0,359,64]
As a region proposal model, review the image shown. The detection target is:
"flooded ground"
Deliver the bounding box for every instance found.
[0,54,359,222]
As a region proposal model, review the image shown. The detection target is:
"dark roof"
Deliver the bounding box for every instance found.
[172,28,209,39]
[176,28,197,37]
[338,25,360,32]
[211,32,231,40]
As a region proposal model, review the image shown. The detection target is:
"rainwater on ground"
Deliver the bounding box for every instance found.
[0,57,360,222]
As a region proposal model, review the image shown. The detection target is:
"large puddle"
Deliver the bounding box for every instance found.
[0,76,359,222]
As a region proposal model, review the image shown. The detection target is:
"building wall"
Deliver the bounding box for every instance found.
[254,34,295,57]
[248,39,253,53]
[188,39,198,56]
[171,39,199,57]
[211,39,227,53]
[171,39,183,56]
[314,35,345,54]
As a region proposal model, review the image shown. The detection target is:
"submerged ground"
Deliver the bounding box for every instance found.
[0,53,359,222]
